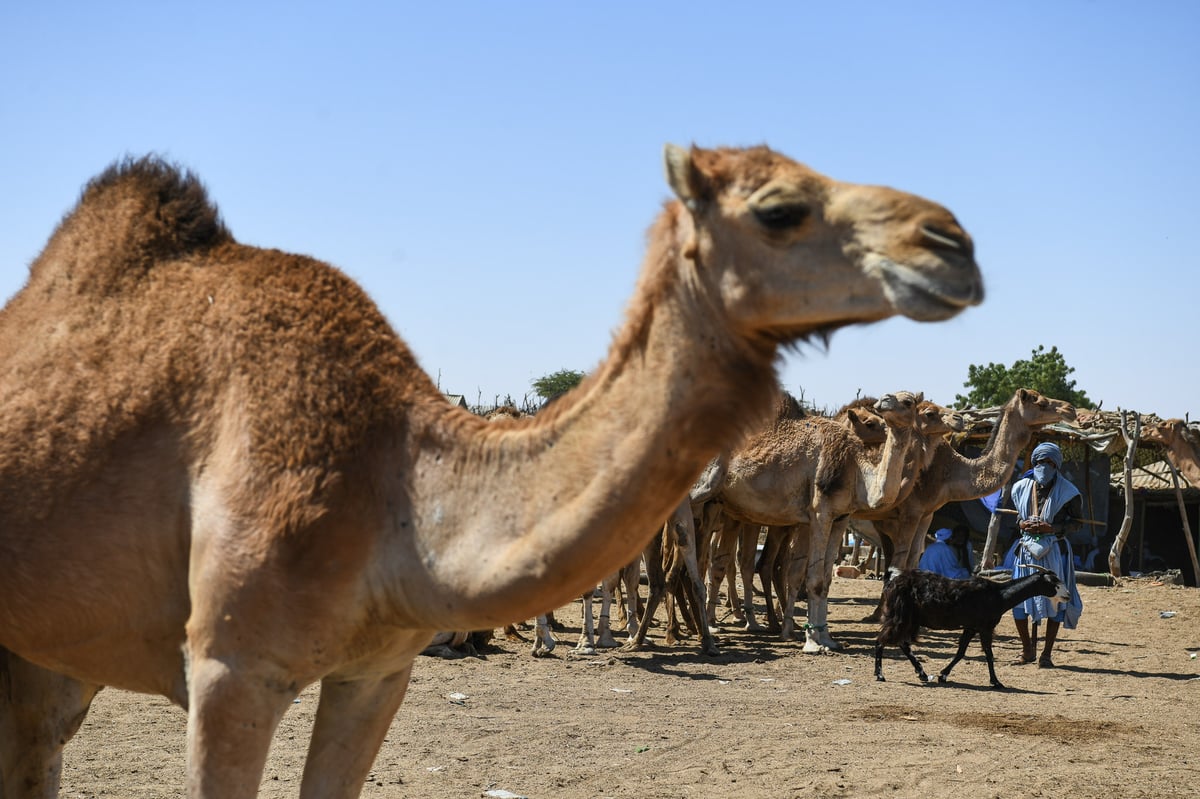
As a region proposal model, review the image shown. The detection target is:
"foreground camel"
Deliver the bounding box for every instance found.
[0,145,981,797]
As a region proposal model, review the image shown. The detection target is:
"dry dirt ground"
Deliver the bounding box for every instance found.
[60,575,1198,799]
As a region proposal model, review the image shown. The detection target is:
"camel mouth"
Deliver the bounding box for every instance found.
[872,255,984,322]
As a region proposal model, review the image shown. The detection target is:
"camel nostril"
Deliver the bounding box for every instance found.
[920,225,972,257]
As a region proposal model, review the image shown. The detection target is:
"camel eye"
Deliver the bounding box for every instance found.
[753,202,809,231]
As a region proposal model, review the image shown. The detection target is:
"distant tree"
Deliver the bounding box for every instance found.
[531,368,585,403]
[954,345,1093,410]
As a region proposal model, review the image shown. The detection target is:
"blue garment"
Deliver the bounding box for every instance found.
[1009,473,1084,628]
[1031,441,1064,468]
[1011,472,1080,523]
[918,540,972,580]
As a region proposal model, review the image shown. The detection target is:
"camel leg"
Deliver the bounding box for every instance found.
[299,667,413,799]
[705,525,735,626]
[595,577,619,648]
[185,653,299,798]
[737,523,763,631]
[813,520,847,650]
[574,591,597,655]
[864,524,896,623]
[780,524,812,643]
[798,516,841,654]
[532,613,557,657]
[623,559,642,640]
[624,528,666,651]
[669,504,719,655]
[0,649,101,798]
[759,526,790,633]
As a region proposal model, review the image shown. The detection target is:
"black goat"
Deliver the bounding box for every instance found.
[874,565,1069,689]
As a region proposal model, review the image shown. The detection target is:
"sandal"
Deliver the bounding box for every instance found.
[1012,653,1035,666]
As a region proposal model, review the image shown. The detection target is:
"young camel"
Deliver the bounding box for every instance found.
[0,146,981,797]
[720,391,925,651]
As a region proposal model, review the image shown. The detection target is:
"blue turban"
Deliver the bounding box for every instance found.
[934,527,953,542]
[1031,441,1063,468]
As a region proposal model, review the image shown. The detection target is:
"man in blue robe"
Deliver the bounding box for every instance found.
[918,525,973,580]
[1004,441,1084,667]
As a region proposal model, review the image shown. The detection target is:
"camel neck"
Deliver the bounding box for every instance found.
[391,204,779,628]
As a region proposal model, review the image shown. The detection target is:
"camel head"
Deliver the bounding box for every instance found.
[1014,388,1077,426]
[663,145,983,342]
[841,403,888,445]
[1142,418,1186,447]
[916,400,966,436]
[873,391,924,430]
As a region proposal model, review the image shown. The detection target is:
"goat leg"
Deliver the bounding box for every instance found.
[899,642,931,683]
[873,642,888,681]
[936,629,976,684]
[979,632,1006,690]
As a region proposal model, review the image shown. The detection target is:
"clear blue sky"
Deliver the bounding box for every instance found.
[3,2,1197,417]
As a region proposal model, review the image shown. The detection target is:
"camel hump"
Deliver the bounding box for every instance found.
[31,155,231,292]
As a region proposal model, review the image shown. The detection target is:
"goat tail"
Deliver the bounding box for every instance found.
[877,570,921,646]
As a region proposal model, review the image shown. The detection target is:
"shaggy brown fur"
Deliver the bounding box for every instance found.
[0,145,981,797]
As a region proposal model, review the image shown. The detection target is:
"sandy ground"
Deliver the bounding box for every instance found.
[58,574,1199,799]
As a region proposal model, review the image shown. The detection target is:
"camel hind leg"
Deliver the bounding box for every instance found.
[0,649,102,799]
[736,522,763,631]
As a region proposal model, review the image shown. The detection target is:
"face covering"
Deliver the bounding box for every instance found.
[1033,463,1055,487]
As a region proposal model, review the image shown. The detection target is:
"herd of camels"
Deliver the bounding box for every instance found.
[21,140,1190,798]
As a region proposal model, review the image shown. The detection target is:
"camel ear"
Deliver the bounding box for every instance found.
[664,144,708,211]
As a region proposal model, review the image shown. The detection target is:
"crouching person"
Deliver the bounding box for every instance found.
[918,525,974,580]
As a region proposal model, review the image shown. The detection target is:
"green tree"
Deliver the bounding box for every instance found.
[954,345,1092,409]
[531,368,585,403]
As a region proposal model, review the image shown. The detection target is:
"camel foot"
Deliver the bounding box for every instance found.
[573,643,598,656]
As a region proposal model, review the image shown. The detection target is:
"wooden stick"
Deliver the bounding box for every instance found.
[991,507,1105,525]
[1108,409,1141,576]
[1164,454,1200,582]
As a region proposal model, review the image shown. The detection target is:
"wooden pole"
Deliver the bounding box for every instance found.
[982,482,1012,569]
[1108,409,1141,576]
[1163,455,1200,583]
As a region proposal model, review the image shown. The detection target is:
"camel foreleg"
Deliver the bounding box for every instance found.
[300,666,414,798]
[0,649,101,799]
[532,614,557,657]
[575,592,598,655]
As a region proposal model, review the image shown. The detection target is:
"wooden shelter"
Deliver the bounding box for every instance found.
[939,406,1199,586]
